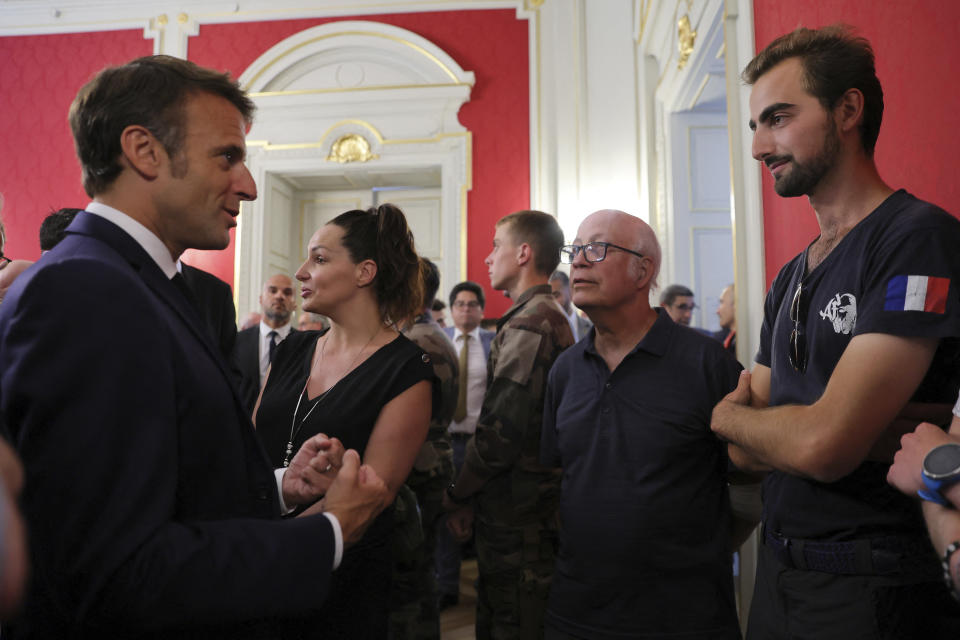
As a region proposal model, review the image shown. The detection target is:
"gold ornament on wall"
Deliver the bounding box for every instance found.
[677,14,697,70]
[326,134,379,164]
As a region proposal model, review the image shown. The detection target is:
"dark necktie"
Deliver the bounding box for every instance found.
[171,272,198,311]
[268,330,279,363]
[454,334,470,422]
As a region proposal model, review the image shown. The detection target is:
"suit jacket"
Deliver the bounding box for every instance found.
[180,262,237,365]
[234,325,261,413]
[233,325,296,415]
[443,325,494,359]
[0,212,334,638]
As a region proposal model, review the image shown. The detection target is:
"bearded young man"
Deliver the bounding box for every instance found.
[711,25,960,638]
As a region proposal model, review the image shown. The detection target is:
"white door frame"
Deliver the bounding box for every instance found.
[233,20,474,314]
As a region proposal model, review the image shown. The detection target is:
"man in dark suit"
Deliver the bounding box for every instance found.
[0,55,389,638]
[234,273,296,413]
[180,261,238,364]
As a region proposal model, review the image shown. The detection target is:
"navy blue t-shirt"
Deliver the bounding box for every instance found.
[756,189,960,540]
[541,309,742,639]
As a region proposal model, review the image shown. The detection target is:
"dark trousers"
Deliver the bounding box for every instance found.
[748,537,960,640]
[435,433,469,596]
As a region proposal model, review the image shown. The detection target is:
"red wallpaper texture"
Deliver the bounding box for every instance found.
[0,31,151,260]
[0,10,529,317]
[752,1,960,288]
[188,9,530,315]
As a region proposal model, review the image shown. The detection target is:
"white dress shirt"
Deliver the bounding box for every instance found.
[449,326,487,435]
[86,201,177,277]
[258,321,292,387]
[562,306,580,341]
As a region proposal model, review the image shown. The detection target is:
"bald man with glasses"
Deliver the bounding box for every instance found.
[541,209,743,639]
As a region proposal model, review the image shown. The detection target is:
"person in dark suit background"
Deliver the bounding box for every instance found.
[549,269,593,341]
[0,55,390,638]
[234,274,296,413]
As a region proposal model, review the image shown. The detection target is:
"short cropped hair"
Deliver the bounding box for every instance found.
[742,24,883,156]
[69,55,255,197]
[449,281,485,310]
[497,210,564,276]
[660,284,694,307]
[39,208,83,251]
[549,270,569,287]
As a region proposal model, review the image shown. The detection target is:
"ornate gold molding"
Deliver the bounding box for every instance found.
[326,134,379,163]
[677,14,696,70]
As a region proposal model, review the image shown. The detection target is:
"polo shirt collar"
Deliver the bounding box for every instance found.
[583,307,673,360]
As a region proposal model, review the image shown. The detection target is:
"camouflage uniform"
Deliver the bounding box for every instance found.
[460,284,574,640]
[390,313,458,640]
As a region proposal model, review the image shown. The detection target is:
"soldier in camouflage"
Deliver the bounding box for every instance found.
[390,258,459,640]
[443,211,574,639]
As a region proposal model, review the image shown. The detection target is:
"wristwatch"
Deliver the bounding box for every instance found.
[919,443,960,506]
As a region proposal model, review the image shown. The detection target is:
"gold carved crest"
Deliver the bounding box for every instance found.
[327,134,379,164]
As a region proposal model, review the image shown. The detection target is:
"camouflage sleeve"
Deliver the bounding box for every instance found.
[404,324,457,486]
[460,325,545,486]
[540,366,561,467]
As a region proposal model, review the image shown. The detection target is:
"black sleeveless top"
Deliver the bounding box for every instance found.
[257,329,431,466]
[255,329,431,639]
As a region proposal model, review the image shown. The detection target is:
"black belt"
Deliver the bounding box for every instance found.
[764,527,937,577]
[450,432,472,441]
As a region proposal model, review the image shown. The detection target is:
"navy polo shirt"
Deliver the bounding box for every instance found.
[541,309,742,639]
[757,190,960,541]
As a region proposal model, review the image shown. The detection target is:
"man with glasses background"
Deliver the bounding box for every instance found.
[710,25,960,636]
[659,283,697,326]
[437,280,494,610]
[541,209,743,639]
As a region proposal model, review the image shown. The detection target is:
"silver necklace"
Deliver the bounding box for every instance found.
[282,327,382,467]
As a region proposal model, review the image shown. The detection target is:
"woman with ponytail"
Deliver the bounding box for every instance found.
[254,203,433,638]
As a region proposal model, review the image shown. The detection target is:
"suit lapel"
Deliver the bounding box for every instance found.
[69,213,254,424]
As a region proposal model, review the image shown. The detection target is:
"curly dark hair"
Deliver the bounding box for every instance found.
[329,203,424,326]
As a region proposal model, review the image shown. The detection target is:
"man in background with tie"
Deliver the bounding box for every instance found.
[438,280,493,609]
[233,273,296,413]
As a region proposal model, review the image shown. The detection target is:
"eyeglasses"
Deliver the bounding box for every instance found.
[672,303,696,312]
[788,280,807,373]
[560,242,645,264]
[453,300,482,309]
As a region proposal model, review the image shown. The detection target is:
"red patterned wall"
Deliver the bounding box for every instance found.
[0,31,151,260]
[0,10,528,317]
[752,1,960,288]
[188,9,530,315]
